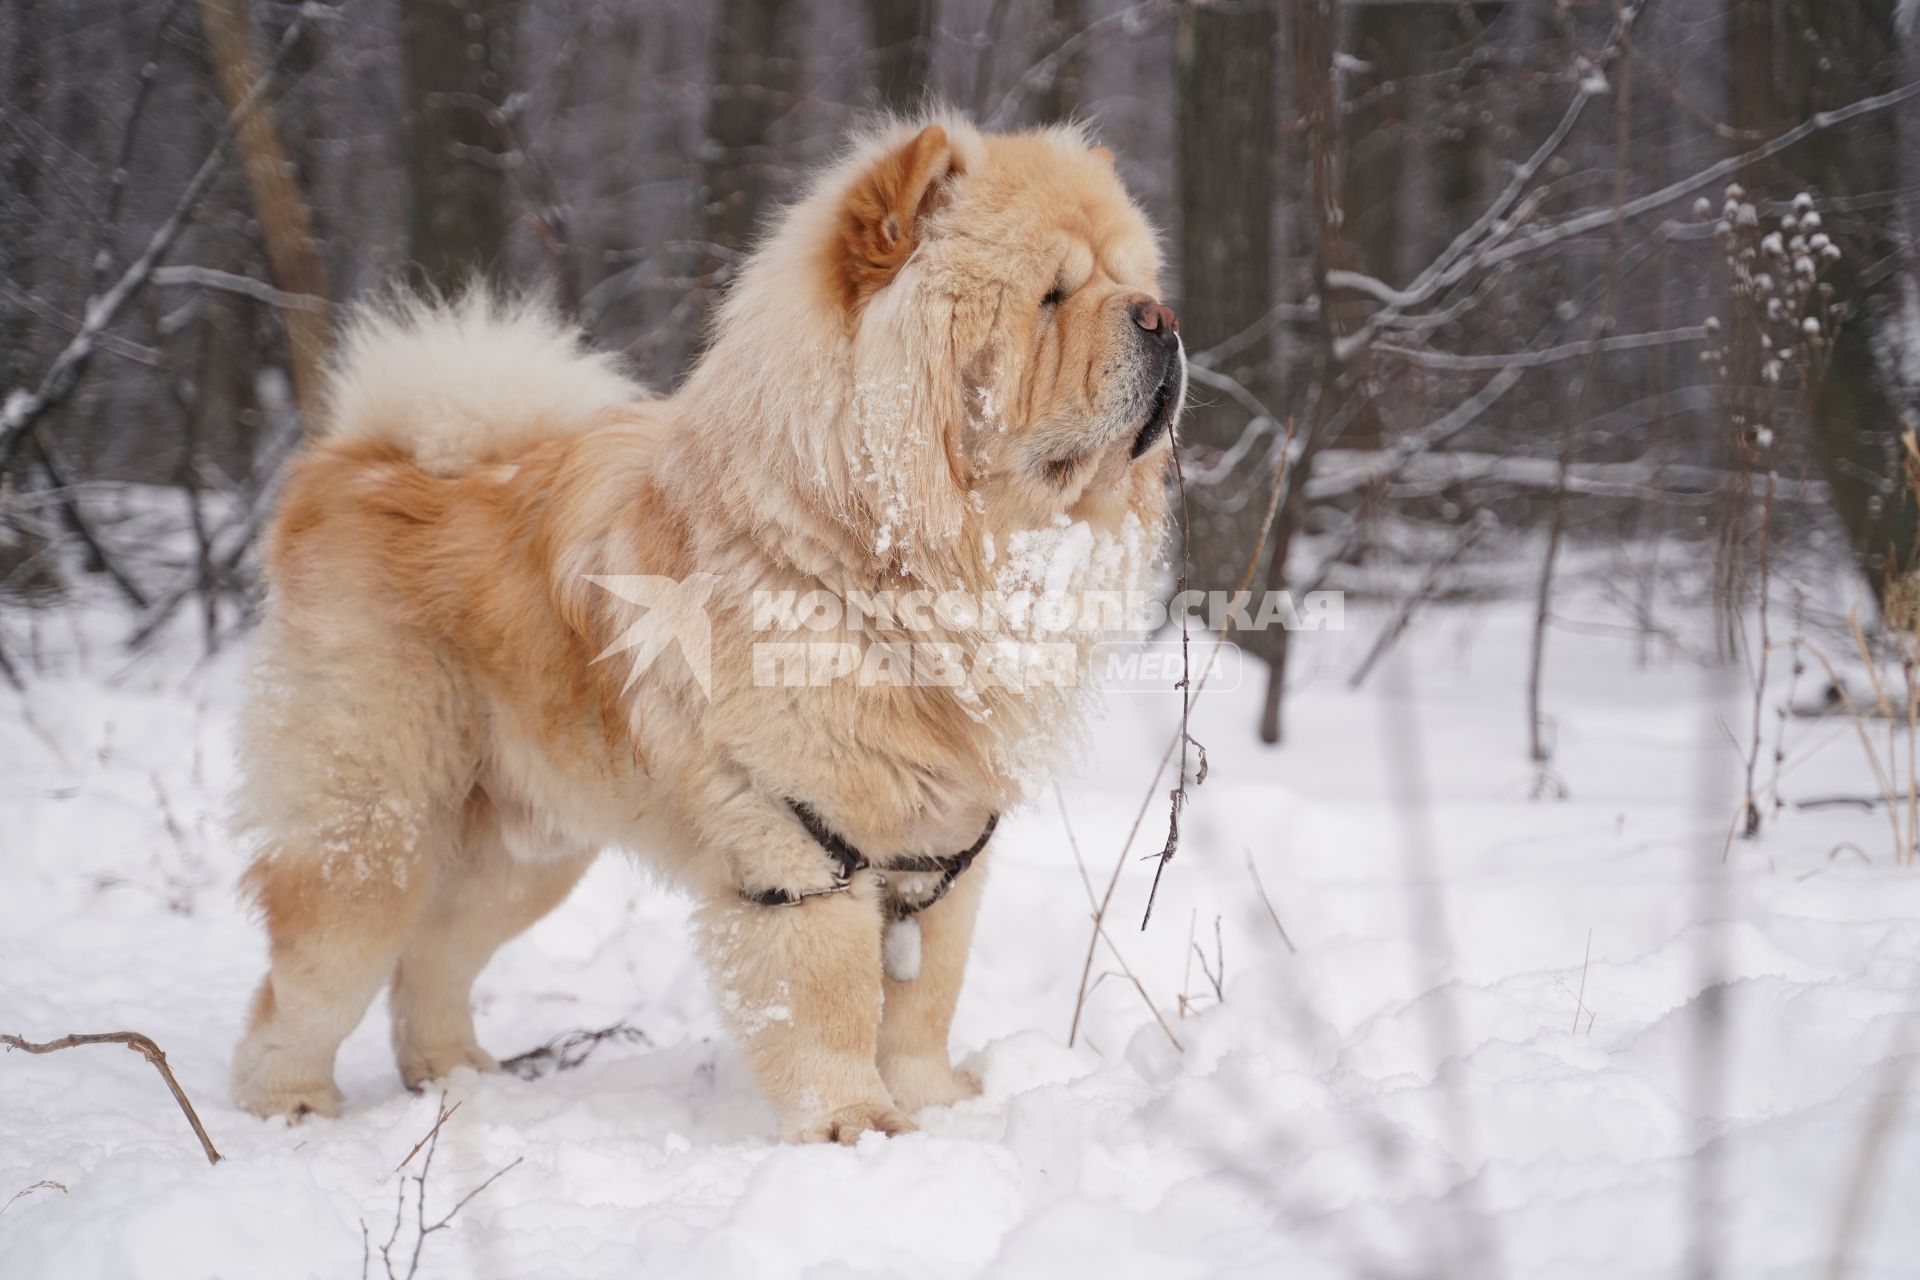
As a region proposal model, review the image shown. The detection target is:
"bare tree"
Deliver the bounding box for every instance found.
[1174,0,1279,603]
[401,0,520,293]
[0,0,50,591]
[1032,0,1084,124]
[1775,1,1919,607]
[701,0,798,266]
[0,0,40,403]
[1258,0,1360,746]
[197,0,330,421]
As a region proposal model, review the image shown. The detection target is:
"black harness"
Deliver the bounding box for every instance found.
[742,799,998,918]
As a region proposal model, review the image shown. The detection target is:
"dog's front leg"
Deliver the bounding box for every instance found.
[693,881,911,1143]
[878,859,988,1114]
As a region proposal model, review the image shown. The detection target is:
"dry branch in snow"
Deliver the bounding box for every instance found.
[1,1031,221,1165]
[365,1094,524,1280]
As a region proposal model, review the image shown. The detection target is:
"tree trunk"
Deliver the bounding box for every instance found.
[1259,0,1386,743]
[1033,0,1085,124]
[702,0,797,259]
[694,0,798,357]
[1,0,42,399]
[401,0,519,294]
[864,0,933,115]
[1174,0,1278,602]
[1260,0,1339,745]
[0,0,53,595]
[197,0,330,426]
[1775,1,1918,605]
[1728,0,1774,167]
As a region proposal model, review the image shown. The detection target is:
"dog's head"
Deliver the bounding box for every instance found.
[696,117,1179,580]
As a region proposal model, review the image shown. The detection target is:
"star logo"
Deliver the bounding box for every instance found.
[585,573,719,699]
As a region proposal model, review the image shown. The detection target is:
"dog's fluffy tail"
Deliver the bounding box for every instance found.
[317,292,642,475]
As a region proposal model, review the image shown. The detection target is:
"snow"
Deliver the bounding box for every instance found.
[1,388,37,434]
[4,580,1919,1278]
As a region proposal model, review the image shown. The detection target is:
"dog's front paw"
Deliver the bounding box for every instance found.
[879,1054,982,1113]
[794,1100,917,1145]
[733,847,860,906]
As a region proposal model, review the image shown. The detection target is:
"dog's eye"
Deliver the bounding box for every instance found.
[1041,286,1067,310]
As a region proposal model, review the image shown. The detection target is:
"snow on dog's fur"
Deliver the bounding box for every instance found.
[231,115,1183,1143]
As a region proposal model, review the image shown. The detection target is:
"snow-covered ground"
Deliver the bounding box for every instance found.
[3,579,1917,1279]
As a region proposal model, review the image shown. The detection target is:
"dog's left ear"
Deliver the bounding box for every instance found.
[834,125,961,308]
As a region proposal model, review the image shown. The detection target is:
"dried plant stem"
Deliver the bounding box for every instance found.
[1244,850,1297,955]
[371,1092,525,1280]
[1058,785,1182,1051]
[1738,464,1779,838]
[1059,420,1297,1051]
[1140,417,1297,930]
[1142,422,1199,930]
[2,1031,221,1165]
[1348,512,1492,691]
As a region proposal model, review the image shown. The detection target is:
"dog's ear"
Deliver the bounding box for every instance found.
[834,125,961,308]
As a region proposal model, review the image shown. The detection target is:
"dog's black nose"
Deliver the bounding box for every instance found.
[1130,297,1180,351]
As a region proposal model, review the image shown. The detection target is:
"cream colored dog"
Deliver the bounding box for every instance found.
[230,115,1182,1142]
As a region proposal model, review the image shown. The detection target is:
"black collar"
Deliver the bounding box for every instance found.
[741,799,998,916]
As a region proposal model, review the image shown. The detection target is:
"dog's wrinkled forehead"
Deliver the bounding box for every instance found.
[827,122,1161,313]
[940,138,1162,291]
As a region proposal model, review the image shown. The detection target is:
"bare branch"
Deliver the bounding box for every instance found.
[1373,324,1709,373]
[152,265,332,313]
[1244,851,1297,955]
[1306,362,1529,500]
[2,1031,222,1165]
[1347,513,1496,689]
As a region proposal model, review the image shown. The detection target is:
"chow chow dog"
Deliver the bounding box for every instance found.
[230,115,1184,1142]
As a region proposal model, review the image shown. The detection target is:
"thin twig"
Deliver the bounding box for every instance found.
[1347,512,1494,690]
[1142,433,1200,929]
[388,1098,461,1180]
[1138,417,1298,931]
[1244,850,1298,955]
[1057,785,1182,1051]
[1572,929,1594,1035]
[374,1092,525,1280]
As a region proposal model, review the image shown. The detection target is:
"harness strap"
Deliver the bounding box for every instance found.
[739,800,998,916]
[884,812,997,919]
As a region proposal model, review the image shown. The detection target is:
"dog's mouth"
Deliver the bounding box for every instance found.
[1129,356,1183,460]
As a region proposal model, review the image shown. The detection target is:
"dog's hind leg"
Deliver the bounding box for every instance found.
[232,814,445,1119]
[230,620,476,1120]
[389,795,594,1090]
